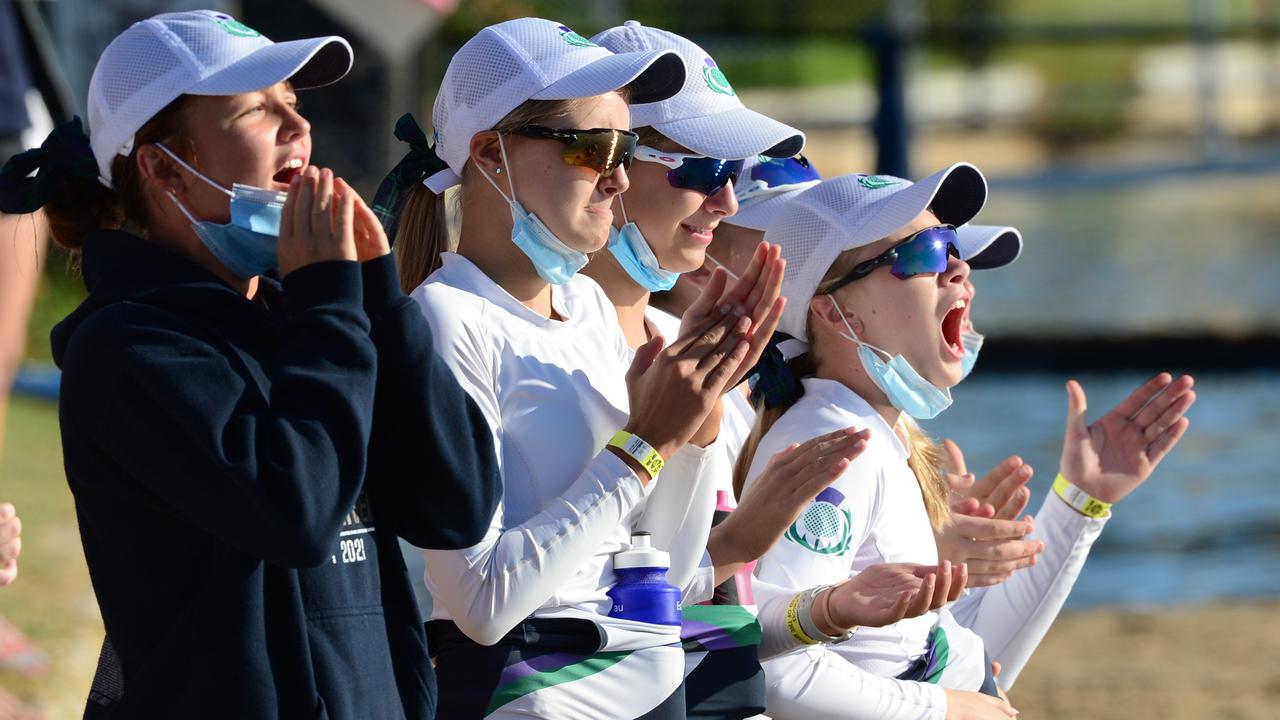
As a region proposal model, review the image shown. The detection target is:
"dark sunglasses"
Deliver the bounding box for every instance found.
[508,125,638,176]
[634,146,745,197]
[830,225,961,290]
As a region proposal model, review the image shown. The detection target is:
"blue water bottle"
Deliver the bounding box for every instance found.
[607,532,682,625]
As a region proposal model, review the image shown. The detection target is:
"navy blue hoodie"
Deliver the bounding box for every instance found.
[51,230,500,719]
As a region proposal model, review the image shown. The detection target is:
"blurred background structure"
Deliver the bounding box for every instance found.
[1,1,1277,718]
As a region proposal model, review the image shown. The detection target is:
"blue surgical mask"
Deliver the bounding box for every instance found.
[959,327,984,380]
[831,295,953,419]
[479,135,588,285]
[157,143,285,280]
[608,196,677,292]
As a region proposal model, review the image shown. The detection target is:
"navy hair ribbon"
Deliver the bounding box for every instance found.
[0,117,98,215]
[371,113,449,246]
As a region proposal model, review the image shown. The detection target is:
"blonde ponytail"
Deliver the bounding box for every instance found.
[898,416,951,530]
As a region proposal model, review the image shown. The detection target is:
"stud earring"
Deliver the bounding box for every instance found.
[495,167,503,175]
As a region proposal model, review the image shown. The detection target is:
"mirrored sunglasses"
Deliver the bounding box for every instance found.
[509,126,638,176]
[832,225,961,289]
[634,146,744,197]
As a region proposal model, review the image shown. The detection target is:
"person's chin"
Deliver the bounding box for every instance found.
[927,357,965,389]
[665,247,705,275]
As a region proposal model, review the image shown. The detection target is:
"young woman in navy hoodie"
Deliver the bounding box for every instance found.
[0,11,498,718]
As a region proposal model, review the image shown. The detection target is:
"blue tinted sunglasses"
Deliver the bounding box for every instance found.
[831,225,960,289]
[635,146,744,197]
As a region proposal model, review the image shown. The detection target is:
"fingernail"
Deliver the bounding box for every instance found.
[853,439,866,450]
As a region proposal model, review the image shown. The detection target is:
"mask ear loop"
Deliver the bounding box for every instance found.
[827,294,893,360]
[616,194,630,225]
[154,143,232,198]
[166,190,202,224]
[476,132,518,208]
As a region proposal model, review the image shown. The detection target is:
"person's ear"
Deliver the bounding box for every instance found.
[136,144,187,198]
[468,131,505,179]
[810,294,863,336]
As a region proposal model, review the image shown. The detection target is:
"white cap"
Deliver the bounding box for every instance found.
[88,10,352,186]
[590,21,804,160]
[725,155,822,231]
[613,532,671,570]
[425,18,685,193]
[767,164,987,341]
[956,224,1022,269]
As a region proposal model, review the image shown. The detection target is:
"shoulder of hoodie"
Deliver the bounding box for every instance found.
[58,300,215,395]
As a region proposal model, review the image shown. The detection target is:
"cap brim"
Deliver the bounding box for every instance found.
[726,181,820,231]
[532,49,685,105]
[652,105,805,160]
[957,224,1022,269]
[187,36,353,95]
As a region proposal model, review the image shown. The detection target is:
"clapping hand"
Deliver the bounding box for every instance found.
[1060,373,1196,504]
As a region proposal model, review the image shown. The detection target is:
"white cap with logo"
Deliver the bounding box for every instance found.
[88,10,353,186]
[766,163,988,341]
[591,21,804,161]
[424,18,686,193]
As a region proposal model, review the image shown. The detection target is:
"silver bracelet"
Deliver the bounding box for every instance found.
[797,585,854,644]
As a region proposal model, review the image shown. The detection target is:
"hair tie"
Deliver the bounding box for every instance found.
[748,332,806,409]
[0,117,98,215]
[371,113,450,245]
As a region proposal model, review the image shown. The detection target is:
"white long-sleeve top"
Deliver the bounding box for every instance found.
[412,253,697,651]
[748,377,1109,718]
[747,378,986,679]
[944,487,1106,688]
[629,307,732,603]
[631,307,760,604]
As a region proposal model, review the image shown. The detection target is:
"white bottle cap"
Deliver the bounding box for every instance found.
[613,532,671,570]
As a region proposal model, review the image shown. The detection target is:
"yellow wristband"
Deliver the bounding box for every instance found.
[786,592,818,645]
[1053,473,1112,519]
[608,431,665,480]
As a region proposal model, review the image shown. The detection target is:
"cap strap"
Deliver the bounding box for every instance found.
[424,167,461,194]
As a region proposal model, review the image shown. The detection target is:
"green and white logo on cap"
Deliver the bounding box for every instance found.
[557,24,597,48]
[857,175,901,190]
[211,12,261,38]
[702,57,736,96]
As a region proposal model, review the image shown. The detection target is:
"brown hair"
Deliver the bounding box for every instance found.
[43,96,194,251]
[394,96,605,293]
[634,126,668,148]
[731,244,952,529]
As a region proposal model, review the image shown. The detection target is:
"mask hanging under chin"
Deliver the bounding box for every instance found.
[830,295,954,420]
[477,134,588,285]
